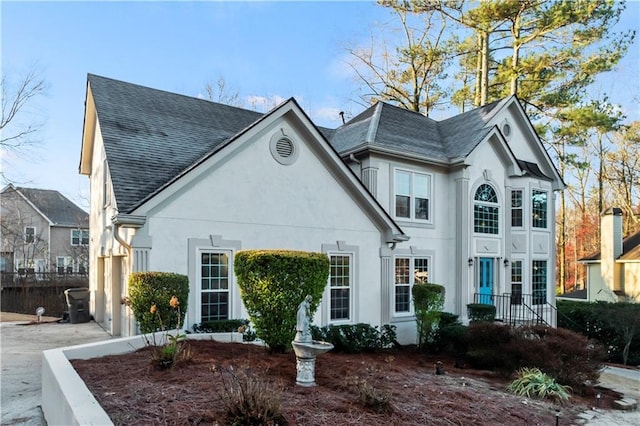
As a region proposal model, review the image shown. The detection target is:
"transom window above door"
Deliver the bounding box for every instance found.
[394,169,431,222]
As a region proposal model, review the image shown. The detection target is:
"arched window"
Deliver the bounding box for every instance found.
[474,184,499,234]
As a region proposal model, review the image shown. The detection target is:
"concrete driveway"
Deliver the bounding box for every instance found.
[0,313,111,425]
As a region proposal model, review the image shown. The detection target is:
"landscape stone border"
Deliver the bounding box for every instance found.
[42,332,243,425]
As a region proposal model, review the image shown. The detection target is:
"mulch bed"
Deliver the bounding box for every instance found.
[72,339,620,425]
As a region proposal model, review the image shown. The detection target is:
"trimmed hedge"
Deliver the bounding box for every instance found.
[557,300,640,365]
[128,272,189,333]
[467,303,496,323]
[234,250,330,352]
[311,323,398,353]
[192,319,249,333]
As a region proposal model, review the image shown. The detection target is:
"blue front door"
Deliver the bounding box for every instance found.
[478,257,493,304]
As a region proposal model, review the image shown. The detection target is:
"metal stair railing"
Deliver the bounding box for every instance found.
[472,292,555,326]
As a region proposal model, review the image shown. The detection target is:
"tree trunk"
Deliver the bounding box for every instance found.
[474,33,482,107]
[510,15,521,96]
[480,31,489,106]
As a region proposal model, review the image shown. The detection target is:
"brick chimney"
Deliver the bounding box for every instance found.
[600,207,623,293]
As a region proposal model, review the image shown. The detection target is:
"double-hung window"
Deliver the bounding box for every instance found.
[532,260,547,305]
[394,256,429,315]
[395,170,431,221]
[200,251,231,321]
[511,189,523,227]
[328,253,352,321]
[57,256,71,274]
[510,260,523,304]
[532,190,548,228]
[71,229,89,246]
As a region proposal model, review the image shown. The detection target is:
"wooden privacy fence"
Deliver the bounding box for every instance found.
[1,273,90,318]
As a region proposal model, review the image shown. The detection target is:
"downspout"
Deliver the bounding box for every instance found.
[111,214,147,256]
[349,154,361,166]
[113,223,132,255]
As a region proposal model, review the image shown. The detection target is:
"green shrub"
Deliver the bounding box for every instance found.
[128,272,189,333]
[234,250,330,352]
[507,367,571,401]
[467,303,496,323]
[558,300,640,365]
[413,283,445,350]
[192,319,249,333]
[431,313,468,356]
[465,323,606,391]
[311,323,398,353]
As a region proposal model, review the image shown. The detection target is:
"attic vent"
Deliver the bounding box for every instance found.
[501,119,512,140]
[269,132,298,165]
[276,138,294,158]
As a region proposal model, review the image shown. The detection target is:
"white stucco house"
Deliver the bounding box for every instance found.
[79,74,564,343]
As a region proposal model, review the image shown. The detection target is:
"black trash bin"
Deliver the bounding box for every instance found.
[65,287,91,324]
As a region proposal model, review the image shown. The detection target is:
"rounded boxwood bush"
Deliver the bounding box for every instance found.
[128,272,189,333]
[234,250,330,352]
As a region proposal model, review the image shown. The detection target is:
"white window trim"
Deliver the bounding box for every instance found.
[392,167,433,224]
[71,229,89,246]
[392,247,434,319]
[510,258,524,294]
[472,182,501,236]
[326,251,354,324]
[531,259,548,305]
[531,189,549,230]
[56,256,72,273]
[321,242,359,326]
[188,236,242,327]
[196,248,234,323]
[510,188,525,229]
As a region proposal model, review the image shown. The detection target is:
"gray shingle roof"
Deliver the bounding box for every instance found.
[580,230,640,262]
[88,74,263,213]
[88,74,522,213]
[13,187,88,227]
[331,97,511,162]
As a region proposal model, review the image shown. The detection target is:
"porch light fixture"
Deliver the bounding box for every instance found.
[503,259,509,267]
[468,258,474,267]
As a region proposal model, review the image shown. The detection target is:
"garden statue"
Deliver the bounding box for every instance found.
[291,294,333,386]
[295,295,313,343]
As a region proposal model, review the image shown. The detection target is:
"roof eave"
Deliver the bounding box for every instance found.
[79,79,96,176]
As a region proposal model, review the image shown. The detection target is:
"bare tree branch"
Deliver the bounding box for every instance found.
[1,69,47,151]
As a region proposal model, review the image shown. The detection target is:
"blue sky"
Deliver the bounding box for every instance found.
[1,0,638,209]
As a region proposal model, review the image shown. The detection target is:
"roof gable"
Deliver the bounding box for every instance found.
[85,77,406,242]
[84,74,263,214]
[1,185,88,227]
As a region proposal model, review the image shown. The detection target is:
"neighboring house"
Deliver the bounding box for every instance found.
[79,74,564,341]
[574,208,640,303]
[0,185,89,275]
